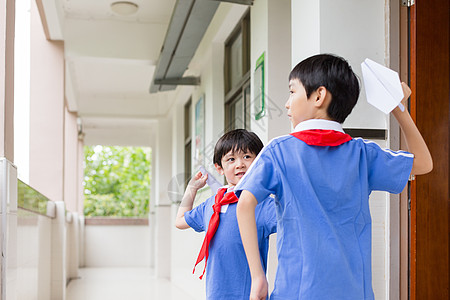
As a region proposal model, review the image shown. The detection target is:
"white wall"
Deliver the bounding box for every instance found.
[77,140,84,214]
[155,118,172,207]
[84,225,150,267]
[291,0,388,130]
[250,0,292,142]
[64,108,79,213]
[154,117,173,279]
[29,0,65,203]
[250,0,269,142]
[266,0,292,140]
[0,0,16,161]
[14,0,31,183]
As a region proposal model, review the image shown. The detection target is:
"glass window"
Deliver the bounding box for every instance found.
[225,81,251,131]
[230,94,245,130]
[229,31,243,88]
[225,12,250,131]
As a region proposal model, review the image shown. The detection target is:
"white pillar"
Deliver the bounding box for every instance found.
[77,139,84,214]
[149,138,156,270]
[37,212,52,300]
[1,2,16,297]
[78,214,85,267]
[29,0,64,202]
[64,108,79,213]
[266,0,292,140]
[66,212,79,280]
[13,0,31,183]
[155,206,171,278]
[51,201,66,300]
[148,212,155,269]
[154,118,172,279]
[205,43,225,151]
[0,0,15,162]
[0,158,18,300]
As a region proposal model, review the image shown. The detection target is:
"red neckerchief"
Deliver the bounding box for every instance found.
[193,188,239,279]
[290,129,352,146]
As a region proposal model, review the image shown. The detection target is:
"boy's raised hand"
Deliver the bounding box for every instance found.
[399,82,412,109]
[187,171,208,191]
[392,82,433,175]
[175,171,208,229]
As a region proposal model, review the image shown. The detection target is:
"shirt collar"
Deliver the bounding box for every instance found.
[293,119,344,133]
[224,185,234,192]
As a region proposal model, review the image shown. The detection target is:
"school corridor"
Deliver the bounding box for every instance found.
[66,268,198,300]
[1,0,448,299]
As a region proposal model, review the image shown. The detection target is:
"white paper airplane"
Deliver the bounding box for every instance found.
[199,165,222,193]
[361,58,405,114]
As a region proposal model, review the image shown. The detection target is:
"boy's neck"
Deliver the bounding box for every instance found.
[293,119,344,133]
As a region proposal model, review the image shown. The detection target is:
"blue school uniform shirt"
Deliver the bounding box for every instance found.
[235,119,414,300]
[185,188,277,300]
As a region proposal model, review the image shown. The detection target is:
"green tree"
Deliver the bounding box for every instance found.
[83,145,151,217]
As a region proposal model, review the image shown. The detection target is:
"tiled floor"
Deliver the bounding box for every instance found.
[66,268,199,300]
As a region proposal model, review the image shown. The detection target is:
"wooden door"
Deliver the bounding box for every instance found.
[408,1,449,299]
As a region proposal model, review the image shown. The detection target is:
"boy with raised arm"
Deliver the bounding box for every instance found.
[236,54,432,300]
[175,129,277,300]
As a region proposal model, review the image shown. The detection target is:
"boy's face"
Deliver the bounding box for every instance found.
[215,149,256,188]
[285,79,318,127]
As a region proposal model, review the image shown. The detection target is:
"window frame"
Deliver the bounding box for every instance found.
[224,11,250,132]
[184,99,192,188]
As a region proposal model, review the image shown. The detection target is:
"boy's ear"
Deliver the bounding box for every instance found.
[314,86,331,108]
[214,163,224,175]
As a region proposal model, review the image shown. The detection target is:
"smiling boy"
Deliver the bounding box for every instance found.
[236,54,432,300]
[175,129,277,300]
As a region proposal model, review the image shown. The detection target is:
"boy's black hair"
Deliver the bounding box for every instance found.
[213,129,264,167]
[289,54,360,123]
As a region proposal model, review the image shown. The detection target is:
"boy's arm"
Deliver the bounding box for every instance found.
[237,190,268,300]
[175,171,207,229]
[392,83,433,175]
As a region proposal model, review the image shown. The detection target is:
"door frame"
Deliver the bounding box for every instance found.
[405,1,449,300]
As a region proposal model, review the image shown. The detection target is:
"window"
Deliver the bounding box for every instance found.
[184,99,192,187]
[225,82,251,131]
[224,12,250,132]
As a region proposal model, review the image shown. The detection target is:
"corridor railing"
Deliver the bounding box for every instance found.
[0,156,83,300]
[18,179,56,218]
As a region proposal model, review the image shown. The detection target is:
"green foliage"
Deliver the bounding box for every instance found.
[83,145,151,217]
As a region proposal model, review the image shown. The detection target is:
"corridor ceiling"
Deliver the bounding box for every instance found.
[38,0,250,146]
[39,0,178,146]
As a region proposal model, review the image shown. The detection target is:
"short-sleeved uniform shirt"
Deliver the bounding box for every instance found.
[235,120,414,300]
[185,189,277,300]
